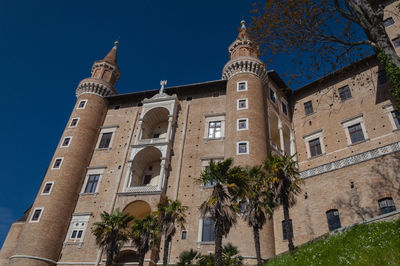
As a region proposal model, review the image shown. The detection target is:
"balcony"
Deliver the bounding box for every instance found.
[270,140,284,155]
[123,185,161,194]
[136,137,167,146]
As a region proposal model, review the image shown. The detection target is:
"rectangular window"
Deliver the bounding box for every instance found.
[392,111,400,129]
[348,123,365,143]
[237,99,248,110]
[70,118,79,127]
[270,89,276,103]
[42,182,53,195]
[77,100,87,109]
[282,102,288,115]
[379,198,396,214]
[61,137,72,147]
[99,132,113,149]
[237,118,248,130]
[30,208,43,222]
[326,209,341,231]
[202,218,215,242]
[304,101,313,115]
[52,158,63,169]
[208,121,222,138]
[181,230,187,240]
[309,138,322,157]
[338,85,352,101]
[67,216,90,243]
[393,37,400,48]
[237,81,247,91]
[282,219,293,240]
[378,70,387,85]
[84,174,100,193]
[237,142,249,154]
[384,17,395,27]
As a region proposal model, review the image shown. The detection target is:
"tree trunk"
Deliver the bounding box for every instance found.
[283,198,294,252]
[106,248,113,266]
[163,233,170,266]
[215,222,223,266]
[253,226,262,266]
[138,252,145,266]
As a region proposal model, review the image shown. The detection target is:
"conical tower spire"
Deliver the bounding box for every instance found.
[228,20,258,60]
[103,40,119,65]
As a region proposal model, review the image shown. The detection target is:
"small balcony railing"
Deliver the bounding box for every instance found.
[137,138,167,145]
[270,140,284,155]
[124,186,161,194]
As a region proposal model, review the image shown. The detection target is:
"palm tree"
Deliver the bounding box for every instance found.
[131,214,160,266]
[222,242,243,266]
[198,158,247,266]
[156,197,188,266]
[264,154,302,252]
[242,166,274,266]
[177,249,201,266]
[92,209,133,266]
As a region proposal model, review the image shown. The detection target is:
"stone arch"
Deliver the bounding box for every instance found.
[128,147,162,187]
[123,200,152,220]
[141,107,170,139]
[114,249,140,265]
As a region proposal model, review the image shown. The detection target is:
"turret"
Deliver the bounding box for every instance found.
[9,42,120,266]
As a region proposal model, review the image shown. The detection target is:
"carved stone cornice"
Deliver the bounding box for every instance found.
[76,78,117,98]
[222,56,268,82]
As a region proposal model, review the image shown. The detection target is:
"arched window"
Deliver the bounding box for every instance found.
[326,209,341,231]
[378,198,396,214]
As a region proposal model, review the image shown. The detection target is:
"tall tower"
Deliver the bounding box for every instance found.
[9,42,121,266]
[222,21,275,258]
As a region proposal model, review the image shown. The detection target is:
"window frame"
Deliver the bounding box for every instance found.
[269,88,277,104]
[383,105,400,131]
[29,207,44,223]
[237,141,249,155]
[181,230,188,240]
[69,117,80,128]
[384,17,395,27]
[237,81,248,92]
[308,138,323,158]
[281,98,288,116]
[204,114,225,140]
[303,130,325,159]
[96,126,118,150]
[341,115,368,146]
[282,219,293,241]
[81,167,106,195]
[304,101,314,116]
[393,37,400,48]
[51,157,64,170]
[64,214,91,245]
[378,197,396,215]
[237,118,249,131]
[77,100,87,109]
[199,217,215,243]
[41,181,54,195]
[208,121,222,139]
[60,136,72,148]
[338,85,352,102]
[326,209,341,231]
[237,98,248,110]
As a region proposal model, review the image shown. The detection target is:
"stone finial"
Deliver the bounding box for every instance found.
[160,80,167,93]
[240,20,246,30]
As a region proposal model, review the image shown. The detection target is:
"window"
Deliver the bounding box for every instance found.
[237,99,248,110]
[84,174,100,193]
[69,118,79,128]
[77,100,87,109]
[99,132,112,149]
[326,209,341,231]
[202,217,215,242]
[181,230,187,240]
[304,101,313,115]
[338,85,352,101]
[65,214,90,244]
[378,70,387,85]
[41,182,53,195]
[270,89,277,103]
[52,158,63,169]
[309,138,322,157]
[282,219,293,240]
[30,208,43,223]
[384,17,395,27]
[208,121,222,139]
[237,118,248,131]
[379,198,396,214]
[96,126,118,149]
[61,137,72,147]
[237,141,249,155]
[237,81,247,91]
[348,123,365,144]
[392,111,400,129]
[282,102,288,116]
[393,37,400,48]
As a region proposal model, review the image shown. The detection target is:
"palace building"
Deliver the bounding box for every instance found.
[1,2,400,265]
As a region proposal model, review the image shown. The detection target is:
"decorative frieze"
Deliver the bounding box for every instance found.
[300,141,400,179]
[222,57,268,82]
[75,78,117,98]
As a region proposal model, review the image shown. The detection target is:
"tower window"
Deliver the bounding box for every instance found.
[237,118,248,130]
[326,209,341,231]
[309,138,322,157]
[270,89,276,103]
[69,118,79,128]
[98,132,113,149]
[237,141,249,155]
[41,182,54,195]
[282,219,293,240]
[61,137,72,147]
[201,217,215,242]
[84,174,100,194]
[237,81,247,91]
[338,85,352,101]
[30,208,43,223]
[77,100,87,109]
[208,121,222,138]
[348,123,365,143]
[384,17,395,27]
[379,197,396,214]
[237,99,248,110]
[52,158,63,169]
[304,101,314,115]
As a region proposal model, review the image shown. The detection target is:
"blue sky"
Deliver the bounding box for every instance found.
[0,0,369,247]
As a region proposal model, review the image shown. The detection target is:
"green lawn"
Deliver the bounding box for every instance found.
[265,219,400,266]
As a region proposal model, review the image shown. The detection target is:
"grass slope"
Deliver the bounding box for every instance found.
[265,219,400,266]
